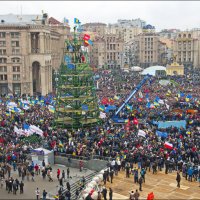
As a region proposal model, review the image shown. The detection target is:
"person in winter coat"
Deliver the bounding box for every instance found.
[187,167,193,182]
[176,171,181,188]
[138,176,143,191]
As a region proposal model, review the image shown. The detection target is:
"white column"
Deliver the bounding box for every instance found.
[49,65,52,92]
[39,33,44,54]
[40,66,46,95]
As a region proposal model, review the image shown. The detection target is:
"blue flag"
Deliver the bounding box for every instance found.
[156,130,168,138]
[88,39,93,46]
[64,18,69,24]
[180,92,185,97]
[186,94,192,99]
[74,18,81,24]
[23,123,30,130]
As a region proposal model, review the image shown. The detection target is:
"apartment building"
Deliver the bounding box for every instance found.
[105,34,124,68]
[135,31,161,68]
[89,34,124,69]
[106,25,143,43]
[82,23,107,36]
[107,19,145,43]
[0,14,69,95]
[172,31,199,69]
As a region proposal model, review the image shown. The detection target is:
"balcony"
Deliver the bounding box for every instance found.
[31,48,40,54]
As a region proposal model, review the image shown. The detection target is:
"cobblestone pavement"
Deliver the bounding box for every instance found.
[104,167,199,200]
[0,164,95,199]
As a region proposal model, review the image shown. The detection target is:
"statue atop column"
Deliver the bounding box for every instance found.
[172,54,177,63]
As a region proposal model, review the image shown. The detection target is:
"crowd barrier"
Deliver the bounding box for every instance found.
[54,154,108,172]
[55,152,111,162]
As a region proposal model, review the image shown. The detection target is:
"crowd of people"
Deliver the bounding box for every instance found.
[0,68,200,199]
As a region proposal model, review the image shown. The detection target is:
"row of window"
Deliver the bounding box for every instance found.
[178,34,192,38]
[145,56,153,59]
[0,49,20,55]
[145,51,154,54]
[0,41,20,47]
[0,58,20,63]
[0,74,20,81]
[178,58,191,62]
[107,44,116,50]
[145,38,154,41]
[0,32,20,38]
[0,66,20,72]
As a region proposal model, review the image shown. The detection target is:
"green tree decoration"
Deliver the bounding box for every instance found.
[54,26,100,129]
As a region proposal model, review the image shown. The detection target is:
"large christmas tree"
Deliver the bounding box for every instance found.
[54,25,100,129]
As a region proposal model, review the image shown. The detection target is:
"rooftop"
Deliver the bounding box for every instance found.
[0,14,44,25]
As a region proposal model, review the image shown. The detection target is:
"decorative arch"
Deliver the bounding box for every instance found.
[32,61,41,94]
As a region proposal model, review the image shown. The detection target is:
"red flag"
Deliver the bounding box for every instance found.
[101,97,109,105]
[133,118,138,125]
[81,55,85,62]
[164,142,173,150]
[83,34,90,41]
[147,192,154,200]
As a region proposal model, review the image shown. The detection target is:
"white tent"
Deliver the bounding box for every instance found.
[131,66,143,72]
[31,147,54,165]
[141,66,166,76]
[34,148,52,155]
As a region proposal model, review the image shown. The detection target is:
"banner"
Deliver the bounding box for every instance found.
[157,120,186,129]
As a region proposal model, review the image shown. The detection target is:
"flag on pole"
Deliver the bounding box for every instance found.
[74,18,81,24]
[156,130,168,138]
[99,105,105,111]
[133,118,138,125]
[48,105,55,113]
[139,91,143,98]
[100,112,106,119]
[166,104,170,110]
[88,39,93,46]
[64,18,69,24]
[138,130,146,137]
[164,141,173,149]
[114,95,120,100]
[83,34,90,40]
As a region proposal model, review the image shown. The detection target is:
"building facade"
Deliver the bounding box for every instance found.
[0,14,69,95]
[135,31,161,68]
[89,34,124,69]
[105,34,124,69]
[107,19,144,43]
[172,31,199,69]
[82,23,107,37]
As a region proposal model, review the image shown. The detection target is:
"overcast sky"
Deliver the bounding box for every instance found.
[0,1,200,31]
